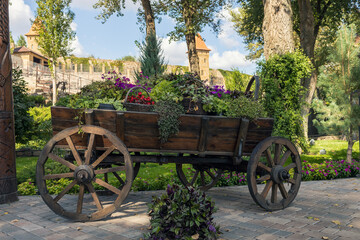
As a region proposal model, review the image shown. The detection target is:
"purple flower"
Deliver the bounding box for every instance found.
[208,224,216,233]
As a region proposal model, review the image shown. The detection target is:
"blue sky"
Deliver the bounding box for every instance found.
[9,0,257,74]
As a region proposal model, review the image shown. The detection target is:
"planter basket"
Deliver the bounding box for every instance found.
[124,86,154,112]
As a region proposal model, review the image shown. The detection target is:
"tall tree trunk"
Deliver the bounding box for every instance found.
[347,125,354,164]
[183,2,200,74]
[185,32,200,74]
[141,0,156,37]
[0,0,18,204]
[298,0,317,140]
[52,64,57,105]
[262,0,295,59]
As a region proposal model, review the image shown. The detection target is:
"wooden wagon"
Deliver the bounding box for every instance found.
[36,79,302,221]
[36,107,302,221]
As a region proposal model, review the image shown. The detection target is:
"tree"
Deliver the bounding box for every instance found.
[121,55,136,61]
[15,35,27,47]
[155,0,228,74]
[137,32,166,79]
[231,0,359,139]
[94,0,156,36]
[34,0,75,105]
[312,25,360,164]
[262,0,295,59]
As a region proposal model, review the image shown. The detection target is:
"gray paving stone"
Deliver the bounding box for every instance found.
[0,178,359,239]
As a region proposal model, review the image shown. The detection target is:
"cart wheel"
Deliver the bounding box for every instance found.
[247,137,301,211]
[176,164,223,191]
[36,125,133,221]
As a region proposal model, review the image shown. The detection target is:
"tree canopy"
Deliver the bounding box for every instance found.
[34,0,75,104]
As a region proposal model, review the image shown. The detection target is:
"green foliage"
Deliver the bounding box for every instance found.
[145,184,220,240]
[154,0,227,42]
[12,67,34,143]
[28,106,52,141]
[149,80,182,102]
[16,35,27,47]
[17,179,37,196]
[230,0,358,61]
[219,68,250,91]
[121,55,137,62]
[34,0,75,66]
[154,100,184,143]
[312,25,360,136]
[224,96,266,120]
[259,51,313,150]
[137,32,166,80]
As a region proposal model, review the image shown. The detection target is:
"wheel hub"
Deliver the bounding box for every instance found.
[271,165,290,184]
[74,165,94,184]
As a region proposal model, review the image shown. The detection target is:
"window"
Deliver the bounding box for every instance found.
[204,58,206,63]
[201,70,204,76]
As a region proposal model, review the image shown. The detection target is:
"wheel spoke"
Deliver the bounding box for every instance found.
[265,149,275,167]
[274,144,282,165]
[113,172,125,185]
[258,162,272,172]
[54,180,77,203]
[205,169,216,180]
[271,184,278,203]
[279,150,291,166]
[66,136,83,166]
[49,153,76,171]
[94,166,125,175]
[91,145,116,168]
[256,174,271,183]
[286,178,296,184]
[77,185,85,214]
[279,183,288,199]
[84,133,95,165]
[261,180,273,198]
[200,171,206,186]
[190,170,199,185]
[86,183,103,211]
[284,162,296,171]
[94,178,121,195]
[44,172,74,180]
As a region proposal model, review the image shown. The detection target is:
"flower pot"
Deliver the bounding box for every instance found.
[181,98,206,115]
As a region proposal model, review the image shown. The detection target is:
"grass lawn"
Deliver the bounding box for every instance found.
[16,139,360,187]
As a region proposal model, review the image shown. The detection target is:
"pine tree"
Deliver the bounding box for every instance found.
[16,35,27,47]
[312,24,360,163]
[137,32,166,80]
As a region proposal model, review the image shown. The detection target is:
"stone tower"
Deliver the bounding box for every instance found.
[25,21,40,53]
[195,34,211,81]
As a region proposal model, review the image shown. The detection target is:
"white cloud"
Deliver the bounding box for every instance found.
[161,37,188,66]
[210,50,253,70]
[70,22,78,31]
[217,8,241,48]
[71,0,139,12]
[9,0,34,39]
[70,36,88,57]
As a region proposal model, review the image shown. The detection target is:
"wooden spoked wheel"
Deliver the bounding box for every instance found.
[176,164,223,191]
[36,125,133,221]
[247,137,301,211]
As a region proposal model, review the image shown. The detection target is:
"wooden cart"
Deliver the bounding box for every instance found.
[36,104,302,221]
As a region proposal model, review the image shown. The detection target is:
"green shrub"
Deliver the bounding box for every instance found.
[12,67,34,143]
[259,51,313,151]
[145,184,220,240]
[17,179,37,196]
[224,95,266,120]
[28,106,52,141]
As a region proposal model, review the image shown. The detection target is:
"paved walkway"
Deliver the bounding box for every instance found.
[1,178,360,240]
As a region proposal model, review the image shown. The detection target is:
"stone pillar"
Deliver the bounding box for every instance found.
[0,0,18,204]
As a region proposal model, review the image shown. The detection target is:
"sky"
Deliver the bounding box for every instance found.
[9,0,257,74]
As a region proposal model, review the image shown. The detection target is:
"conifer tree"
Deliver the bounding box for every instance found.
[312,25,360,163]
[137,32,166,80]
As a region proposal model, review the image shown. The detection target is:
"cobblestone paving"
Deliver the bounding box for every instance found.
[1,178,359,240]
